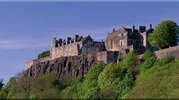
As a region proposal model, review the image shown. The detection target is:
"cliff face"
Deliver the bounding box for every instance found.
[25,55,96,78]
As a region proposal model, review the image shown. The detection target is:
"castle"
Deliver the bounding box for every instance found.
[25,25,154,70]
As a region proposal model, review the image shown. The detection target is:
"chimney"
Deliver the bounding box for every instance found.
[150,24,152,29]
[113,28,115,32]
[133,25,135,32]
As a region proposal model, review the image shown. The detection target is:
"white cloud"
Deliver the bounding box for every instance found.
[0,38,49,49]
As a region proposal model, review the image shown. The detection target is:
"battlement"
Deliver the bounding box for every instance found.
[53,35,90,48]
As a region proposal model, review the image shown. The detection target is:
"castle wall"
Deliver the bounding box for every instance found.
[55,42,82,58]
[154,45,179,59]
[25,56,51,70]
[97,51,107,63]
[97,51,119,64]
[138,45,179,60]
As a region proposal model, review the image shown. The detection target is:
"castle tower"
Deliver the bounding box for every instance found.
[50,38,57,59]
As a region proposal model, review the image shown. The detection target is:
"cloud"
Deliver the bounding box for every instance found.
[0,38,49,49]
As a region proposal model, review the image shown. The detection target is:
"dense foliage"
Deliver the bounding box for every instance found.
[37,50,50,59]
[127,56,178,99]
[1,50,179,99]
[149,20,179,49]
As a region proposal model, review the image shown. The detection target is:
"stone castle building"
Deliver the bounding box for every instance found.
[105,24,153,53]
[51,35,105,59]
[25,25,154,70]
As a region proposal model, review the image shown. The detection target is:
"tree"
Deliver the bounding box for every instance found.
[149,20,179,49]
[37,50,50,59]
[0,79,3,90]
[98,62,135,99]
[78,62,104,99]
[120,50,138,68]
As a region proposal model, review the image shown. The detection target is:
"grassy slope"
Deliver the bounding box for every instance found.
[127,61,179,99]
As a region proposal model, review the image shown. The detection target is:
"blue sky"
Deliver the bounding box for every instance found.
[1,1,179,83]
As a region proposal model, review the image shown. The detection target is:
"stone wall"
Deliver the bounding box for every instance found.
[96,51,119,64]
[25,56,51,70]
[97,51,107,63]
[154,45,179,59]
[56,42,81,58]
[138,45,179,60]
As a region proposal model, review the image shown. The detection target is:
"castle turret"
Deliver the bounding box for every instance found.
[51,38,57,59]
[52,38,57,47]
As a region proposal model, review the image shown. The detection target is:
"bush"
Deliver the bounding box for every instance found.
[154,56,175,66]
[37,50,50,59]
[29,94,38,99]
[140,51,157,71]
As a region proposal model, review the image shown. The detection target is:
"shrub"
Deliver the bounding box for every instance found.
[140,51,157,71]
[37,50,50,59]
[154,56,175,66]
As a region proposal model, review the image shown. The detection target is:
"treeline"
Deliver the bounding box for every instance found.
[0,50,177,99]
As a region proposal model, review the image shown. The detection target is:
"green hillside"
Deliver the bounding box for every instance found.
[1,50,179,99]
[127,59,179,99]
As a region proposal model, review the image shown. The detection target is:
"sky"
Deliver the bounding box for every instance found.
[1,1,179,84]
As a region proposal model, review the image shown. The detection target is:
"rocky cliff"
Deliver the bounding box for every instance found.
[25,55,96,78]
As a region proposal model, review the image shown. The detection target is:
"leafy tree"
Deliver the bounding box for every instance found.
[37,50,50,59]
[120,50,138,68]
[60,76,84,99]
[78,62,104,99]
[149,20,179,49]
[0,77,15,99]
[98,63,135,99]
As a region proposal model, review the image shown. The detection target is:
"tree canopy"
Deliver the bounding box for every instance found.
[149,20,179,49]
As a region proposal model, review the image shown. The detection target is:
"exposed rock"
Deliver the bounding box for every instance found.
[25,55,96,78]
